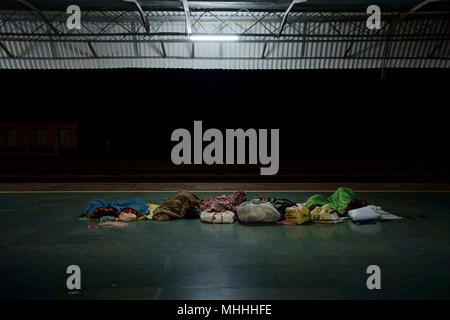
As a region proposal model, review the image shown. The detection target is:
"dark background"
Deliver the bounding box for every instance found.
[1,68,449,181]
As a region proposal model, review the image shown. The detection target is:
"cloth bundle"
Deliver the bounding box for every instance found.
[237,199,280,223]
[200,210,235,224]
[285,205,311,225]
[265,197,297,219]
[153,190,203,221]
[201,191,246,213]
[310,205,345,224]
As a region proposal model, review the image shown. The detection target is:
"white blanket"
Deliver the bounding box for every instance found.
[348,205,402,222]
[200,210,235,224]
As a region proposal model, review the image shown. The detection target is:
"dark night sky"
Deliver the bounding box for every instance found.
[2,68,449,161]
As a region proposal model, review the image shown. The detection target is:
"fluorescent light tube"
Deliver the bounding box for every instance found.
[189,35,239,41]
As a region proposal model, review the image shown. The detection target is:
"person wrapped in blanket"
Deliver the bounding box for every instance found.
[82,198,156,221]
[200,191,246,224]
[153,190,203,221]
[305,187,370,224]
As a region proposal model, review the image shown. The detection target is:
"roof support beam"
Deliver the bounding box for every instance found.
[261,42,267,59]
[160,41,167,58]
[2,37,448,44]
[46,25,58,58]
[426,39,445,57]
[182,0,192,36]
[402,0,442,19]
[1,31,447,39]
[123,0,150,34]
[381,0,440,78]
[131,22,141,57]
[3,11,447,24]
[0,41,14,58]
[13,0,60,35]
[87,42,98,58]
[277,0,307,37]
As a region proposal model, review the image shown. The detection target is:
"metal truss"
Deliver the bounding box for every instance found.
[1,9,448,39]
[0,7,448,65]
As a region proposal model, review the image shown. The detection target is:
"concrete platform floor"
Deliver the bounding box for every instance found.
[0,188,449,300]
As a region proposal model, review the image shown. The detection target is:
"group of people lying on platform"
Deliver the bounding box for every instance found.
[81,187,401,227]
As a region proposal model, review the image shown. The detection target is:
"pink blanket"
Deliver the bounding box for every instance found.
[201,191,246,213]
[98,222,128,228]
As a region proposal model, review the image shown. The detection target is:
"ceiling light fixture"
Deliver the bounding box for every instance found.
[189,35,239,41]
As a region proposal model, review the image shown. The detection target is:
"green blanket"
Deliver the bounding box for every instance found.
[305,187,356,214]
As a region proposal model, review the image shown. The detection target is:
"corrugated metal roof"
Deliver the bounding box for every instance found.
[0,10,448,69]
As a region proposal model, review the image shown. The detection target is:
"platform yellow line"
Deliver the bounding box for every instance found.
[0,190,449,194]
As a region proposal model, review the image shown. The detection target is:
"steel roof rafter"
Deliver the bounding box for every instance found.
[182,0,192,35]
[380,0,443,77]
[0,40,14,57]
[277,0,307,37]
[123,0,151,34]
[12,0,60,35]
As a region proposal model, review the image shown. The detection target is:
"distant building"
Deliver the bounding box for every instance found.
[0,122,78,154]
